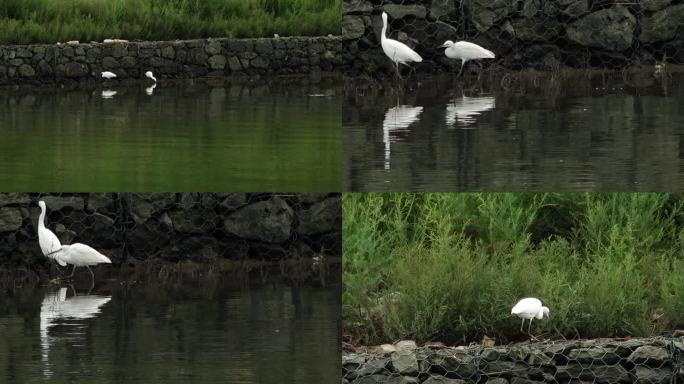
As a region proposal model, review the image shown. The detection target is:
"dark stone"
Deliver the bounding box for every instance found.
[298,196,341,235]
[0,207,23,232]
[633,366,673,384]
[424,349,477,379]
[42,196,85,211]
[566,6,636,51]
[628,345,670,367]
[220,194,248,211]
[64,62,88,77]
[0,193,31,206]
[224,197,293,243]
[102,56,120,69]
[18,64,35,77]
[640,4,684,43]
[208,55,226,70]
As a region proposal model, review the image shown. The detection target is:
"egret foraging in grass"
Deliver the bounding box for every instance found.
[440,41,495,77]
[49,243,111,282]
[101,71,117,80]
[381,12,422,79]
[511,297,549,335]
[37,201,61,259]
[145,71,157,82]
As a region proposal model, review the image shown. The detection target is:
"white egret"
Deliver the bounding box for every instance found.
[511,297,549,334]
[49,243,112,281]
[145,71,157,82]
[440,40,495,77]
[101,71,117,80]
[37,201,61,259]
[381,12,422,78]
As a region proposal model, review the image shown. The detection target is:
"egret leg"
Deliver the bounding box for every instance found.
[528,318,533,334]
[395,61,403,80]
[87,266,95,292]
[520,318,525,332]
[457,60,465,78]
[69,265,77,278]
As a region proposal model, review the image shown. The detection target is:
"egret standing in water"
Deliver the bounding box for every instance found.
[511,297,549,335]
[49,243,112,282]
[37,201,61,259]
[440,40,495,77]
[381,12,422,79]
[101,71,117,80]
[145,71,157,82]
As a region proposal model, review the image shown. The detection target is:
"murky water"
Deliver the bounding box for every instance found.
[0,80,341,191]
[344,70,684,191]
[0,267,340,383]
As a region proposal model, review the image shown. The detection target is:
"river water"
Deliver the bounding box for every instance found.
[0,80,341,191]
[344,70,684,191]
[0,266,340,383]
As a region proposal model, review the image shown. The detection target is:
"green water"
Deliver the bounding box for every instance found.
[0,81,341,191]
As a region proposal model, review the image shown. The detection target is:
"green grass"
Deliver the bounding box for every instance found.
[0,0,341,44]
[343,193,684,345]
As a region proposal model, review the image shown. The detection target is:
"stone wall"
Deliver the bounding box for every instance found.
[0,193,341,268]
[0,36,355,85]
[343,337,683,384]
[342,0,684,74]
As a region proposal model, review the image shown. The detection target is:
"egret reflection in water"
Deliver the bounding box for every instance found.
[445,95,495,128]
[101,90,117,99]
[146,83,156,95]
[383,105,423,170]
[40,288,111,378]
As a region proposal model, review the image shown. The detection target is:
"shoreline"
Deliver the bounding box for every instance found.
[0,35,354,86]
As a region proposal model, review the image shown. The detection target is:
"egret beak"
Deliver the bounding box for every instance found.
[439,44,447,48]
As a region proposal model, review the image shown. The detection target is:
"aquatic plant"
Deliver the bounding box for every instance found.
[0,0,341,44]
[343,193,684,344]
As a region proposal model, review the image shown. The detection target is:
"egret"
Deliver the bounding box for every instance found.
[49,243,112,281]
[101,71,117,80]
[37,201,61,259]
[511,297,549,335]
[381,12,422,79]
[440,41,495,77]
[145,71,157,82]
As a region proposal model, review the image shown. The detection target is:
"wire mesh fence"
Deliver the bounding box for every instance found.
[343,337,684,384]
[343,0,684,73]
[0,193,341,271]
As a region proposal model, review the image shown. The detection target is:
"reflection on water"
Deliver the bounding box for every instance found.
[383,105,423,170]
[445,96,495,128]
[0,80,341,191]
[344,70,684,191]
[40,288,112,378]
[0,267,340,384]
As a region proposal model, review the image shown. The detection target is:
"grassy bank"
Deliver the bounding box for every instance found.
[0,0,340,45]
[343,193,684,345]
